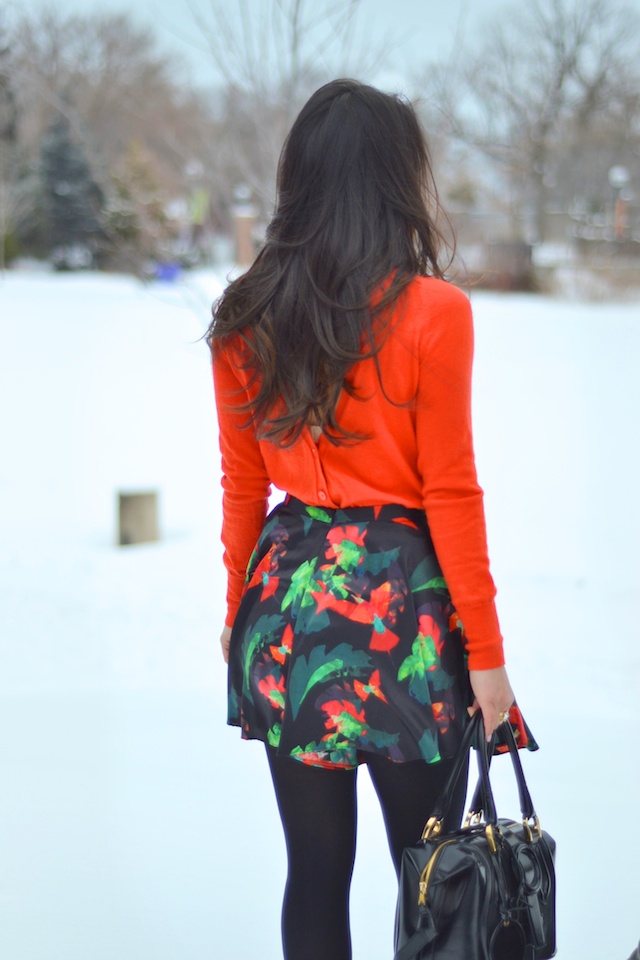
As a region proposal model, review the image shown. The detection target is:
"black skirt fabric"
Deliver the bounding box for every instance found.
[227,496,536,768]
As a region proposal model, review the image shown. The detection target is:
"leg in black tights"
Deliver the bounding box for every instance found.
[266,746,358,960]
[265,746,470,958]
[366,752,470,876]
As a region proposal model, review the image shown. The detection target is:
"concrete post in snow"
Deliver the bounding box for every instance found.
[118,491,159,546]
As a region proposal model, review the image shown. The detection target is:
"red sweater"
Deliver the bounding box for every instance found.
[213,276,505,670]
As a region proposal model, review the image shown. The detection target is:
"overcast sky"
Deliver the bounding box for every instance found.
[11,0,519,90]
[12,0,640,100]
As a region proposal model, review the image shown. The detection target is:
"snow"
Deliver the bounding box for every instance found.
[1,269,639,959]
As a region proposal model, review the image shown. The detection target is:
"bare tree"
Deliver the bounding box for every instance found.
[2,6,218,266]
[189,0,386,209]
[432,0,640,242]
[11,10,208,185]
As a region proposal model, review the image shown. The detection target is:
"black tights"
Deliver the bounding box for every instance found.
[265,747,469,960]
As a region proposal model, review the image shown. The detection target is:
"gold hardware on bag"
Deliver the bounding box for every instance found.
[523,815,542,842]
[485,823,498,854]
[421,816,443,841]
[463,808,483,828]
[417,838,458,906]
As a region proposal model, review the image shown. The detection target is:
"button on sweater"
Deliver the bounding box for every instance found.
[212,276,505,670]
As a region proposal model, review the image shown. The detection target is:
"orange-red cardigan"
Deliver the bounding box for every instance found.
[212,276,505,670]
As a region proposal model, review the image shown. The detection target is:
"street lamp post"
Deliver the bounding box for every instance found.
[608,165,630,242]
[232,184,258,268]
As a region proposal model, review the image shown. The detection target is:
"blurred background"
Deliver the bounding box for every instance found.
[2,0,640,289]
[1,1,639,959]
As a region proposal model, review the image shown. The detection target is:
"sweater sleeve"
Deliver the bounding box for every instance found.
[415,287,505,670]
[212,347,271,627]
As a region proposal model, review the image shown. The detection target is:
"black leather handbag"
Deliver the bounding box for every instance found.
[394,711,556,960]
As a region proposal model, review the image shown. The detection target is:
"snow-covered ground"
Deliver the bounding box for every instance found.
[1,268,638,959]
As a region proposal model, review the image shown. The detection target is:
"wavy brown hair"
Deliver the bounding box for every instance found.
[207,78,451,445]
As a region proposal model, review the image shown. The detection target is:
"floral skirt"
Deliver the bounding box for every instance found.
[227,496,536,769]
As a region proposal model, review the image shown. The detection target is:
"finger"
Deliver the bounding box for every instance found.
[483,707,499,741]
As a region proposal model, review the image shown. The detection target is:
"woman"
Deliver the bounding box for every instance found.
[208,79,531,960]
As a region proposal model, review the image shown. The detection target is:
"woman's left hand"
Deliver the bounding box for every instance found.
[220,625,232,664]
[468,666,515,741]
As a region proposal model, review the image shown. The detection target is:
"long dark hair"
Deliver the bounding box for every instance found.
[207,78,450,445]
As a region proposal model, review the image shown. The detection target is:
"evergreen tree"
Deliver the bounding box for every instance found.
[0,17,16,145]
[40,112,105,267]
[0,11,18,266]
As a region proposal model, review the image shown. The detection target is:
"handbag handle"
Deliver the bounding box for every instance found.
[420,711,481,838]
[468,717,535,823]
[421,710,480,836]
[422,711,538,840]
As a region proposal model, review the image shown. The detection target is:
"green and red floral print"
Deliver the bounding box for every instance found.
[227,497,536,769]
